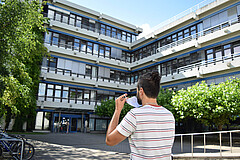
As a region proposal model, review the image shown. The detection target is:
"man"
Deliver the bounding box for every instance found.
[106,71,175,159]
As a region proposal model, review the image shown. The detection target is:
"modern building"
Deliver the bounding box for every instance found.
[36,0,240,133]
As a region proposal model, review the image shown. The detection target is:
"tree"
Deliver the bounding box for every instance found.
[157,88,177,118]
[95,99,133,121]
[171,78,240,130]
[0,0,48,131]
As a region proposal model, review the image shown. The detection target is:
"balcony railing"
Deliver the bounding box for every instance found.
[163,52,240,77]
[44,13,133,43]
[45,42,131,63]
[175,130,240,156]
[38,96,100,107]
[151,0,216,32]
[41,66,131,85]
[156,17,239,54]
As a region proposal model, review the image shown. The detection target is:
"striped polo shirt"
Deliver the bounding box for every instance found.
[116,104,175,160]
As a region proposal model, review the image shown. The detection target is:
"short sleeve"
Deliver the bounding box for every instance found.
[116,109,136,137]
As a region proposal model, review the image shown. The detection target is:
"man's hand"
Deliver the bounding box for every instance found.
[115,93,128,112]
[105,93,128,146]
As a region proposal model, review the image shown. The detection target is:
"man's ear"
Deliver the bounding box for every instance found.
[139,87,144,96]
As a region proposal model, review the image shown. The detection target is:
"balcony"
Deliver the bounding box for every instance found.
[44,42,131,69]
[161,53,240,83]
[40,67,136,91]
[37,99,96,111]
[132,17,240,67]
[44,11,134,46]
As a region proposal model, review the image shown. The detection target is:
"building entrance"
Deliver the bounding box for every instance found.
[53,113,85,133]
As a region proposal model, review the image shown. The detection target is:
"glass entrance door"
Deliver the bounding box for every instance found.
[71,118,77,132]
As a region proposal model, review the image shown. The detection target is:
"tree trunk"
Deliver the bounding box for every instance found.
[4,107,12,130]
[218,124,223,131]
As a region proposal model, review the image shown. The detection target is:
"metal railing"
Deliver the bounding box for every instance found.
[45,42,131,63]
[156,17,239,54]
[175,130,240,156]
[44,13,133,43]
[163,53,240,77]
[38,95,99,106]
[151,0,216,32]
[41,66,131,85]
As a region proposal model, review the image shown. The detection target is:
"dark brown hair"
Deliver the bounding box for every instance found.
[137,71,161,98]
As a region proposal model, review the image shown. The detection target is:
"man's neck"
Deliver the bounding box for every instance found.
[142,98,158,106]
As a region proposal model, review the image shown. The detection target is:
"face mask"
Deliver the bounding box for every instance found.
[126,96,142,108]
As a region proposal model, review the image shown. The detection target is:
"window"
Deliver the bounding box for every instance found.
[59,35,66,49]
[62,14,68,24]
[52,33,59,46]
[46,84,54,101]
[215,47,222,59]
[44,32,52,44]
[99,46,104,57]
[178,32,183,40]
[121,52,126,62]
[122,31,126,41]
[115,72,120,82]
[81,40,87,53]
[172,59,177,74]
[89,22,95,32]
[161,63,167,76]
[126,53,131,63]
[77,89,83,104]
[112,28,116,38]
[69,14,75,26]
[106,26,111,37]
[93,44,99,56]
[101,24,106,35]
[96,119,107,131]
[172,34,177,42]
[166,62,171,75]
[82,17,89,30]
[127,33,131,43]
[87,42,93,54]
[55,12,61,21]
[117,30,121,40]
[76,16,82,27]
[233,42,240,56]
[132,35,136,42]
[62,86,69,103]
[105,47,110,58]
[74,39,80,51]
[69,88,76,104]
[84,90,90,104]
[48,57,57,68]
[54,85,62,102]
[66,37,73,50]
[184,28,190,38]
[166,36,171,44]
[206,49,214,62]
[110,70,115,81]
[86,65,92,76]
[223,44,231,59]
[120,73,126,83]
[48,10,55,19]
[38,83,46,101]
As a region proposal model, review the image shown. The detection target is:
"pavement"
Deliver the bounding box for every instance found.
[1,132,240,160]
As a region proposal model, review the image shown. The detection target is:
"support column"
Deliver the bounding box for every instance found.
[58,112,61,132]
[81,112,84,132]
[42,112,45,130]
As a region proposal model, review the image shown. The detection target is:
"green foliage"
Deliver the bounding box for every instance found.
[172,78,240,130]
[0,0,48,129]
[95,99,133,121]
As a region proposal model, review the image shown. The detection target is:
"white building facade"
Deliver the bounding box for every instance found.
[36,0,240,132]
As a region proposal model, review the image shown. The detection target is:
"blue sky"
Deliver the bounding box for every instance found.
[68,0,207,36]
